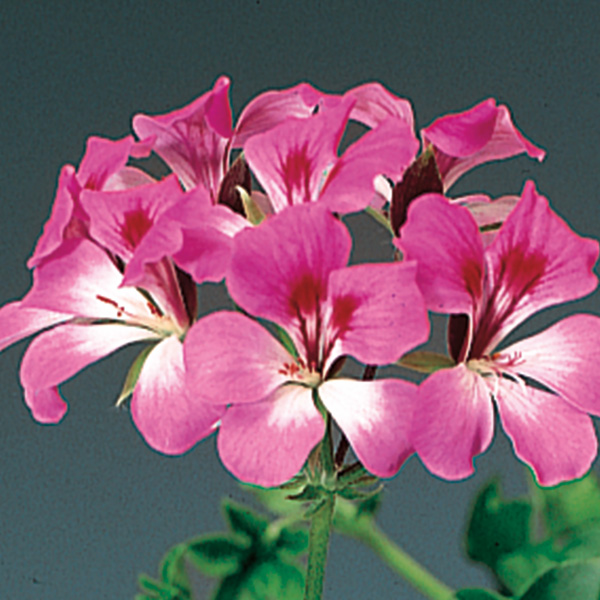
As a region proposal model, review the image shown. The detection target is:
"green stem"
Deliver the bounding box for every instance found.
[304,493,335,600]
[336,508,454,600]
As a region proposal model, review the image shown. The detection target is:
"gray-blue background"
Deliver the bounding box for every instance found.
[1,1,598,598]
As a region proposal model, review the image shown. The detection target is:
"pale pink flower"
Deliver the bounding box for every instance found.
[184,204,429,487]
[0,176,243,454]
[396,181,600,485]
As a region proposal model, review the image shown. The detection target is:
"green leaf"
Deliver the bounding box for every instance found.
[495,542,558,597]
[245,560,304,600]
[558,521,600,561]
[519,558,600,600]
[454,589,507,599]
[159,543,191,594]
[396,350,455,374]
[223,500,269,540]
[187,534,247,577]
[275,527,308,556]
[212,572,247,600]
[116,343,156,405]
[466,479,533,571]
[537,472,600,538]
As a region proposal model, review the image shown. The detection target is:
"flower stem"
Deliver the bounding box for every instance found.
[335,504,454,600]
[304,493,335,600]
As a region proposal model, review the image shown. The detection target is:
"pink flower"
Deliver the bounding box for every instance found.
[0,176,239,454]
[28,135,154,269]
[396,181,600,486]
[184,204,430,487]
[421,98,546,191]
[133,76,420,216]
[243,97,419,215]
[387,98,545,236]
[132,76,334,202]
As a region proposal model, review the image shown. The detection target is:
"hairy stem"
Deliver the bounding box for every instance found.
[304,493,336,600]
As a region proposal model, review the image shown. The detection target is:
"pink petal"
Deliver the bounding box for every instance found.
[102,166,156,191]
[396,194,485,314]
[0,301,71,352]
[244,99,354,212]
[123,191,245,288]
[22,239,158,323]
[20,322,157,401]
[233,82,334,147]
[496,314,600,417]
[184,311,292,404]
[24,387,68,424]
[325,262,429,369]
[132,76,231,196]
[344,82,414,130]
[413,365,495,480]
[76,135,153,191]
[131,336,224,455]
[478,181,599,351]
[81,175,184,262]
[495,378,597,486]
[28,165,84,268]
[319,378,416,478]
[217,384,324,486]
[227,204,351,332]
[319,118,420,213]
[422,98,545,190]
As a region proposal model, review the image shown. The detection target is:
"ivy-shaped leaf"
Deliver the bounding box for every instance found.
[519,558,600,599]
[223,500,269,540]
[466,478,533,572]
[537,472,600,538]
[187,534,248,577]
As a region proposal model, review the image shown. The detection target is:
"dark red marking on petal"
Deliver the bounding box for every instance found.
[281,142,313,205]
[120,209,153,250]
[470,246,547,358]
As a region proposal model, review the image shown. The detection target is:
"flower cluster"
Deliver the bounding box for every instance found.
[1,76,598,488]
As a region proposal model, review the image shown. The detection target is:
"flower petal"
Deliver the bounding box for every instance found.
[497,314,600,416]
[344,82,414,130]
[217,384,324,487]
[132,76,231,196]
[227,204,351,332]
[244,99,354,212]
[0,301,71,353]
[19,322,158,393]
[495,378,597,486]
[233,82,332,147]
[421,99,545,190]
[24,387,68,424]
[27,165,83,268]
[478,181,599,351]
[325,262,429,368]
[396,194,485,314]
[320,378,416,478]
[319,118,419,213]
[76,135,153,191]
[81,175,184,262]
[22,239,157,323]
[184,311,292,404]
[131,336,224,455]
[413,365,495,480]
